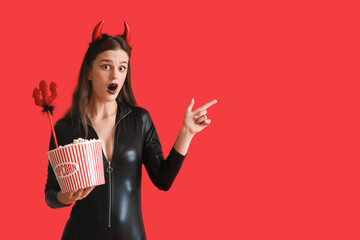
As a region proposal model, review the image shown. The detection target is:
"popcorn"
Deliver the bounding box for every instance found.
[72,138,98,144]
[58,138,99,148]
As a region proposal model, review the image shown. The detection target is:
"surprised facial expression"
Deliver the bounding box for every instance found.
[88,49,129,103]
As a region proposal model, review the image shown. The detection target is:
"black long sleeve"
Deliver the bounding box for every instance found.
[141,108,186,191]
[44,120,73,209]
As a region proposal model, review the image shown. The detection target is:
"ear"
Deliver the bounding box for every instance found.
[87,67,92,81]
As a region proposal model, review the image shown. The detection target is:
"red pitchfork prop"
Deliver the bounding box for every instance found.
[33,80,59,148]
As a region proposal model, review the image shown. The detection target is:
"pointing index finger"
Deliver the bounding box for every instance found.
[197,99,218,111]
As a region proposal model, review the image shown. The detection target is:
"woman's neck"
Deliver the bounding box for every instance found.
[88,97,117,120]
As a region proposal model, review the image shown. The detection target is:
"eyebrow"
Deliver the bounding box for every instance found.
[99,59,128,64]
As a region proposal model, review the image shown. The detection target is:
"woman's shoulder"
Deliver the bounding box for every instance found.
[50,114,79,147]
[54,114,76,131]
[123,104,154,128]
[130,105,152,119]
[121,102,151,117]
[131,105,149,114]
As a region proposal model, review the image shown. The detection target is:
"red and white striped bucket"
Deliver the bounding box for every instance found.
[47,139,105,193]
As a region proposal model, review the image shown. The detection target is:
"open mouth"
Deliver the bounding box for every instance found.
[107,83,118,94]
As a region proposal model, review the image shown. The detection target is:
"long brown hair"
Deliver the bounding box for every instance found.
[65,33,137,137]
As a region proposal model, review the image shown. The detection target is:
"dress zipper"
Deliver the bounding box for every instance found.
[107,160,113,228]
[106,120,120,228]
[86,121,115,229]
[86,109,129,229]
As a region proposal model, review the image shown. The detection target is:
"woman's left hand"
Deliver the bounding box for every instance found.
[182,98,217,136]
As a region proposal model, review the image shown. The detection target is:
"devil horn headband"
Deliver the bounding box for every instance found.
[92,20,104,41]
[92,20,131,43]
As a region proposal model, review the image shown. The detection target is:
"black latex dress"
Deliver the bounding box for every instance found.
[45,100,186,240]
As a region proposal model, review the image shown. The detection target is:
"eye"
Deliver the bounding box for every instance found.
[102,65,110,70]
[119,66,126,71]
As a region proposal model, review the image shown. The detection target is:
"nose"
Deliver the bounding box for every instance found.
[111,69,119,80]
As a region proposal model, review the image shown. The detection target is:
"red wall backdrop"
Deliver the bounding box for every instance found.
[0,0,359,239]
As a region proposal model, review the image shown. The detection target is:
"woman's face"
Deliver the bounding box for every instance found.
[88,49,129,103]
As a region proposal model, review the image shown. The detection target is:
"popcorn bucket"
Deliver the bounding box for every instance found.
[47,139,105,193]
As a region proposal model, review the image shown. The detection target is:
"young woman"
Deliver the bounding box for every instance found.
[45,20,217,240]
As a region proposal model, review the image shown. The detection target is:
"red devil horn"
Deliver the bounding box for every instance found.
[92,20,104,41]
[122,22,131,44]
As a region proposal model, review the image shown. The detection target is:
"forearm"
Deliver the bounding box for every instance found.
[173,126,194,156]
[45,189,71,209]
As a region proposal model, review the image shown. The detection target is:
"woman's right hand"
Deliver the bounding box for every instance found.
[57,186,95,205]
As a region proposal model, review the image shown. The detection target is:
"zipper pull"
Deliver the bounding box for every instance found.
[107,161,113,173]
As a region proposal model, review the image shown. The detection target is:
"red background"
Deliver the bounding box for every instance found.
[1,0,360,239]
